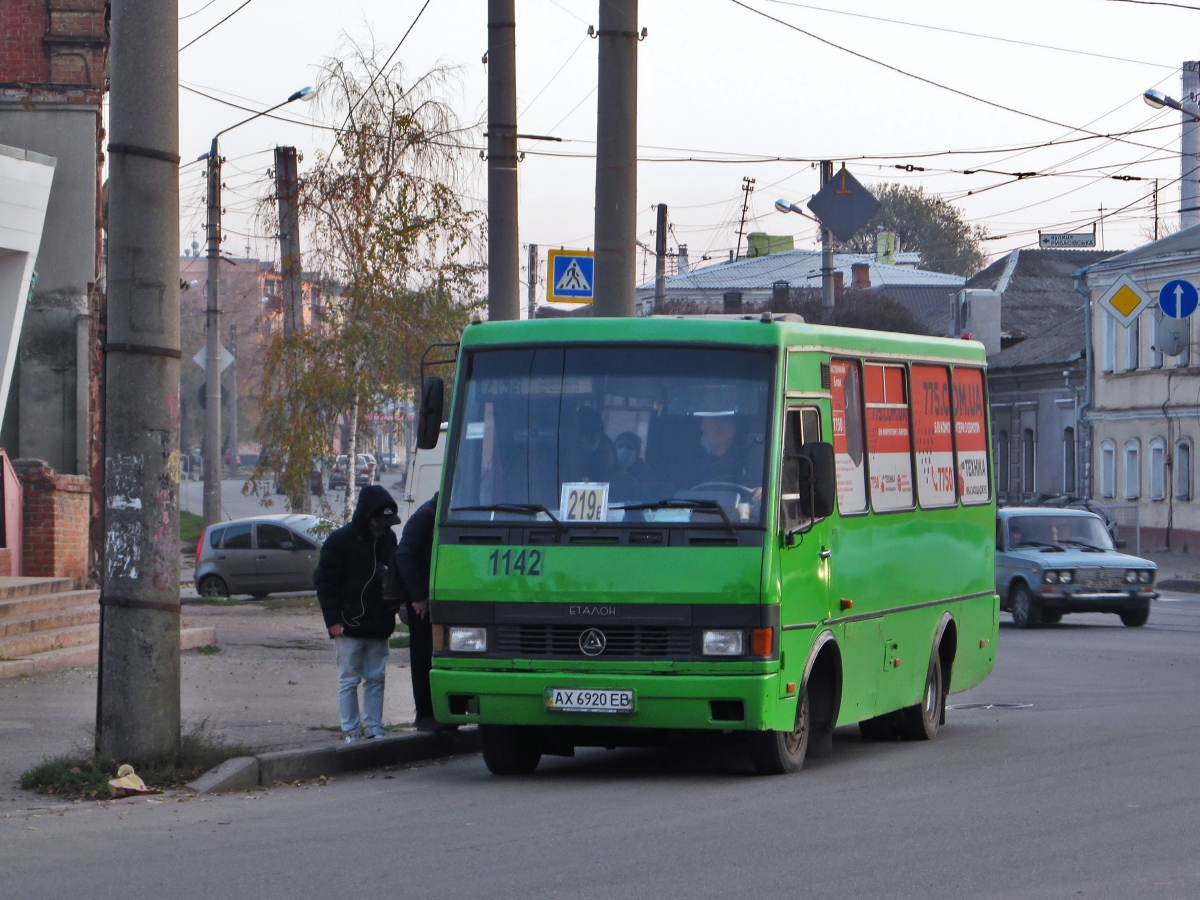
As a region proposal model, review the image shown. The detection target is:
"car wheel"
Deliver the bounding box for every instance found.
[1120,604,1150,627]
[749,683,810,775]
[250,592,270,600]
[480,725,542,775]
[1011,584,1041,629]
[898,653,944,741]
[197,575,229,599]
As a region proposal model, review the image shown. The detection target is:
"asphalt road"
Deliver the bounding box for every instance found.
[6,599,1200,898]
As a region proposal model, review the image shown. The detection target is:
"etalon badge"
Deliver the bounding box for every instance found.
[579,628,606,656]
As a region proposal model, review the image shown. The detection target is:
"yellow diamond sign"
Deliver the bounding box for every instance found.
[1097,274,1153,328]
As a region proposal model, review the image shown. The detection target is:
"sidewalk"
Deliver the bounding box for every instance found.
[0,599,420,811]
[1142,548,1200,592]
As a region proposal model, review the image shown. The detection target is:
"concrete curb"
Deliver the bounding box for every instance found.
[1156,578,1200,594]
[186,728,481,793]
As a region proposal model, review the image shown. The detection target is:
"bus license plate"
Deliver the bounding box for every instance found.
[545,688,634,714]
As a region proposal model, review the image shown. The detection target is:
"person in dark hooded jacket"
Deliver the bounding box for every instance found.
[394,491,449,732]
[314,484,401,742]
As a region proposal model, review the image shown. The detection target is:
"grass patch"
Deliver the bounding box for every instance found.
[263,594,319,611]
[190,596,242,606]
[21,727,251,800]
[180,511,205,555]
[194,645,222,655]
[388,634,410,649]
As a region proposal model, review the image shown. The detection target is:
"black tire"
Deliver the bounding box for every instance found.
[1120,604,1150,627]
[197,575,229,599]
[898,653,944,742]
[1010,584,1041,629]
[481,725,542,775]
[250,592,269,600]
[859,714,898,742]
[1042,610,1063,624]
[749,684,810,775]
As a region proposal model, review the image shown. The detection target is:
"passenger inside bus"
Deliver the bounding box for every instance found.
[613,431,647,481]
[692,413,764,502]
[563,406,616,483]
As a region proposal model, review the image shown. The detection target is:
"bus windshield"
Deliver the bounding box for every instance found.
[446,346,774,526]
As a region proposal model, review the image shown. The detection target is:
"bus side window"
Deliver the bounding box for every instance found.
[780,407,821,532]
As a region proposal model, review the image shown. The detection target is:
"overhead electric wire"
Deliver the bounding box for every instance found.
[179,0,256,52]
[520,36,589,118]
[179,0,218,20]
[728,0,1168,153]
[1106,0,1200,9]
[760,0,1173,69]
[341,0,434,130]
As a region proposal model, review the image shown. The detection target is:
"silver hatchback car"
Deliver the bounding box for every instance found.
[194,514,333,599]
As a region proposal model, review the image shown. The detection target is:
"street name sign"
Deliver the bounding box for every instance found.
[547,249,595,303]
[1097,274,1154,328]
[1159,278,1198,319]
[807,165,880,243]
[192,345,235,373]
[1039,232,1096,248]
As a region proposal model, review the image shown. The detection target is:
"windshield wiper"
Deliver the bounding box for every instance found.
[451,504,564,531]
[613,498,737,536]
[1015,541,1062,551]
[1056,539,1106,551]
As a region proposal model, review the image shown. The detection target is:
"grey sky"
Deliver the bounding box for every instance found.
[176,0,1198,288]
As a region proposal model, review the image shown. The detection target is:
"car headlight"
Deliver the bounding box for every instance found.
[1125,570,1139,584]
[702,630,744,656]
[1044,571,1059,584]
[1139,570,1153,584]
[448,626,488,653]
[1059,570,1073,584]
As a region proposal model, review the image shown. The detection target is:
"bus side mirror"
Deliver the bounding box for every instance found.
[417,377,444,450]
[799,442,835,519]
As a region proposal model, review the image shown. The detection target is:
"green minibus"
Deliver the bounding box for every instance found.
[419,313,998,775]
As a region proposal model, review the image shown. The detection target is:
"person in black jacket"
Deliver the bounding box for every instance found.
[315,484,401,742]
[395,492,453,732]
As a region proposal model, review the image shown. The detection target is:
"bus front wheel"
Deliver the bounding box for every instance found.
[481,725,542,775]
[899,653,944,742]
[749,685,809,775]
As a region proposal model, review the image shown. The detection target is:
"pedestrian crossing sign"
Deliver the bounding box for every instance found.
[547,249,595,303]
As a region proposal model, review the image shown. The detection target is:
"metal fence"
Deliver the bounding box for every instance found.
[1095,503,1142,557]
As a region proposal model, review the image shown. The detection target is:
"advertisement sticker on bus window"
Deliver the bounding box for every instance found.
[952,368,990,505]
[560,482,610,522]
[829,359,867,513]
[911,364,956,508]
[863,363,914,511]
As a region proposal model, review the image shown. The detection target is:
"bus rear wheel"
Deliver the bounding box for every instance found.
[899,653,944,742]
[481,725,542,775]
[749,685,809,775]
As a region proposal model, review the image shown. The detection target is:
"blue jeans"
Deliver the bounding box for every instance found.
[335,636,389,738]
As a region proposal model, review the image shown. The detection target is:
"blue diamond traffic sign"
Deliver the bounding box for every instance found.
[807,165,881,243]
[1159,279,1198,319]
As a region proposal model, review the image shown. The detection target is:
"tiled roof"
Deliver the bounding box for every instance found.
[1083,223,1200,272]
[861,284,957,336]
[636,249,964,293]
[989,308,1086,370]
[967,249,1121,340]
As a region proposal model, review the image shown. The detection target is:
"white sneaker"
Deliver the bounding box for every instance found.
[343,732,362,744]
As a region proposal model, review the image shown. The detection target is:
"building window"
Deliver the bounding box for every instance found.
[1126,314,1140,371]
[1063,427,1076,495]
[997,429,1010,494]
[1102,313,1116,373]
[1176,440,1192,500]
[1022,428,1035,495]
[1100,440,1116,499]
[1124,440,1140,500]
[1150,438,1165,501]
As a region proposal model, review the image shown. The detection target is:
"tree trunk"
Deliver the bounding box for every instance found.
[343,394,359,522]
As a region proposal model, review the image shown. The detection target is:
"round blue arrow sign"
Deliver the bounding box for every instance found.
[1159,279,1198,319]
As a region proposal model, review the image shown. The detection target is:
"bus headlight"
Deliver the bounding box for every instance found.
[448,627,488,653]
[703,630,744,656]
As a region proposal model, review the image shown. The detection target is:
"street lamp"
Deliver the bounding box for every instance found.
[1144,83,1200,233]
[776,196,834,317]
[200,86,314,527]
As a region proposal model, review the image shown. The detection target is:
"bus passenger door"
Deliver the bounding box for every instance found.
[777,405,831,696]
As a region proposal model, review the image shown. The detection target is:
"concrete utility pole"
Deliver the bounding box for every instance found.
[488,0,520,321]
[654,203,667,314]
[526,243,538,320]
[203,136,223,525]
[275,146,303,336]
[228,322,238,475]
[1182,62,1200,230]
[592,0,639,318]
[99,0,181,759]
[820,160,835,318]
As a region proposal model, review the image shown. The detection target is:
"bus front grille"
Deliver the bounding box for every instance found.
[494,624,692,658]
